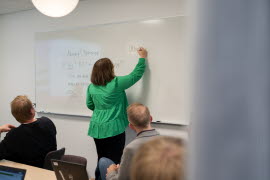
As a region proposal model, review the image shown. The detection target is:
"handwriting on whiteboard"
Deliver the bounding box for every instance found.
[67,49,100,57]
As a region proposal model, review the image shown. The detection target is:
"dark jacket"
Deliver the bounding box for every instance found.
[0,116,57,168]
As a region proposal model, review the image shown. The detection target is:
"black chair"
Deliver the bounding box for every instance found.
[43,147,65,170]
[61,155,87,167]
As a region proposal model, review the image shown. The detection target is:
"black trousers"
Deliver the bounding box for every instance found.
[94,131,125,164]
[94,132,125,179]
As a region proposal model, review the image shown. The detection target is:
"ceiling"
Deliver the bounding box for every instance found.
[0,0,34,15]
[0,0,87,15]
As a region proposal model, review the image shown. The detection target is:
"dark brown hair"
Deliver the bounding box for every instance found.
[91,58,115,86]
[11,95,34,123]
[127,103,151,129]
[131,136,186,180]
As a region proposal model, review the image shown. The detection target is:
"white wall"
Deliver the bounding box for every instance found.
[0,0,187,177]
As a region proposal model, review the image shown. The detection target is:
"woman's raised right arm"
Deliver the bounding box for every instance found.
[116,48,147,90]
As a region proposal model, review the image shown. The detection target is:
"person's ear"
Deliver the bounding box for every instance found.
[150,115,153,122]
[31,108,35,116]
[129,123,135,131]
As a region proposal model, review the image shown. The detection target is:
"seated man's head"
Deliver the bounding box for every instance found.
[131,136,185,180]
[127,103,152,132]
[11,95,35,124]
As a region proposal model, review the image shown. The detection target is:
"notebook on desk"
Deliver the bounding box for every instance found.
[51,159,89,180]
[0,165,26,180]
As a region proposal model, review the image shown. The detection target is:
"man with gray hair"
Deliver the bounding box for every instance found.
[97,103,160,180]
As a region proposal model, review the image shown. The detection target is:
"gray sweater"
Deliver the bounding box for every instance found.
[106,129,160,180]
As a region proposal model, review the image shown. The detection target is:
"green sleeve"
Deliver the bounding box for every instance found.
[86,85,95,110]
[116,58,146,90]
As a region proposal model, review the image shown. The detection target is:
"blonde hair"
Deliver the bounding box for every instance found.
[11,95,34,123]
[131,136,185,180]
[127,103,151,129]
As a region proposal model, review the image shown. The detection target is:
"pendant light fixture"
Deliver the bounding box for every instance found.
[32,0,79,17]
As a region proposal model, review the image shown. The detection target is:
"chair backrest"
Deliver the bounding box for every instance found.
[43,148,65,170]
[61,155,87,167]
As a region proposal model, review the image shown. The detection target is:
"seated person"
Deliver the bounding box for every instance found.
[98,103,160,180]
[131,136,186,180]
[0,95,57,168]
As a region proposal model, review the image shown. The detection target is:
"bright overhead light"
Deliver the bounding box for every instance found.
[32,0,79,17]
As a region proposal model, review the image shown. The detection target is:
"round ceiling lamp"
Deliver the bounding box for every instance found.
[32,0,79,17]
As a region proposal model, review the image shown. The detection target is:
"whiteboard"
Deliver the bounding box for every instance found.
[35,16,190,125]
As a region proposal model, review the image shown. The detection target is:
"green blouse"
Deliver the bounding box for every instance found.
[86,58,146,139]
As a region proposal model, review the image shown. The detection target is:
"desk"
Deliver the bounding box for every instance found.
[0,160,56,180]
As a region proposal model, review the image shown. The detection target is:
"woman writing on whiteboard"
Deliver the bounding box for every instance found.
[86,47,147,178]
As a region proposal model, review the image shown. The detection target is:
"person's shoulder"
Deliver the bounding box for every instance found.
[37,116,55,125]
[88,83,94,89]
[126,132,160,150]
[125,138,144,151]
[88,83,100,92]
[105,77,122,91]
[3,125,23,138]
[109,77,124,90]
[37,117,56,133]
[38,116,52,121]
[123,138,149,158]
